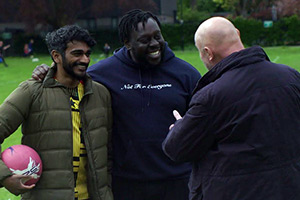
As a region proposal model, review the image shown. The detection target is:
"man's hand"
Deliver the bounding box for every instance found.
[32,64,50,81]
[169,110,182,130]
[3,174,35,196]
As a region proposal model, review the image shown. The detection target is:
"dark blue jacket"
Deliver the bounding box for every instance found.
[87,43,200,180]
[163,46,300,200]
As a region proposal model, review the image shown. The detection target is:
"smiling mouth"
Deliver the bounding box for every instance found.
[150,50,159,55]
[76,65,87,71]
[148,50,161,58]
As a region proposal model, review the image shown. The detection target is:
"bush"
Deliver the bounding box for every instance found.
[232,17,264,46]
[232,15,300,47]
[162,22,200,50]
[5,16,300,56]
[162,15,300,49]
[282,15,300,44]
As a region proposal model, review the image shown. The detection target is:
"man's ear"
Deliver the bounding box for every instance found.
[51,50,61,64]
[204,47,214,61]
[236,28,241,37]
[124,40,131,50]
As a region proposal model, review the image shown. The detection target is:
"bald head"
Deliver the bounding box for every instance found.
[194,17,244,70]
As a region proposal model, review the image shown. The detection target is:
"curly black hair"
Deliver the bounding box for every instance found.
[118,9,161,44]
[45,25,96,57]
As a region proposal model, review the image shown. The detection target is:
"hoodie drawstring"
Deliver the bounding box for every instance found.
[139,68,152,112]
[147,72,152,107]
[139,68,144,112]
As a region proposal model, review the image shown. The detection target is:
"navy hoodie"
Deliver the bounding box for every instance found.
[87,43,201,180]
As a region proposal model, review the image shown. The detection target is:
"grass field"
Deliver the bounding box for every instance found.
[0,46,299,199]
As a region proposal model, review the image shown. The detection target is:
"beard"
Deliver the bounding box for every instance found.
[62,56,88,81]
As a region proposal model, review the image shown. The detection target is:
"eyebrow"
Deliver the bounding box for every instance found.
[70,49,92,54]
[137,30,161,38]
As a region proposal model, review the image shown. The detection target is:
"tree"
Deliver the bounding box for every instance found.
[0,0,158,33]
[248,0,300,20]
[0,0,83,33]
[19,0,83,32]
[177,0,219,22]
[90,0,158,17]
[275,0,300,18]
[213,0,276,18]
[0,0,22,22]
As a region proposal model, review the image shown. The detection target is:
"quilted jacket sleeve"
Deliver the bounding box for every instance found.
[0,81,33,185]
[106,92,113,187]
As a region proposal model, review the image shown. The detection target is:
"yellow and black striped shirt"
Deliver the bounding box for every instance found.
[69,82,89,200]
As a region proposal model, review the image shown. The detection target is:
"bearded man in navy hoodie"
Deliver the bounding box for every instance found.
[32,9,201,200]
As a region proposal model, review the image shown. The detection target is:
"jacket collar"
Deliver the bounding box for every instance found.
[193,46,270,94]
[43,66,94,95]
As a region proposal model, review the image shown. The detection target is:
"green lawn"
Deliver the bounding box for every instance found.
[0,46,299,199]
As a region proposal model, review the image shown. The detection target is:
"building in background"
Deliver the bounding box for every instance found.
[77,0,177,30]
[0,0,177,33]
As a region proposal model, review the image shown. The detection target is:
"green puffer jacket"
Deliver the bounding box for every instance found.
[0,67,113,200]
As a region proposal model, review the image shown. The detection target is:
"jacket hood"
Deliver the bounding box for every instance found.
[113,42,175,69]
[193,46,270,94]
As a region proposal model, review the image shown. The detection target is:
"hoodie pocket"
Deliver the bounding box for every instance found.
[121,139,170,175]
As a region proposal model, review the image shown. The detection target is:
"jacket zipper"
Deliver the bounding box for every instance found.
[79,95,102,200]
[66,91,76,200]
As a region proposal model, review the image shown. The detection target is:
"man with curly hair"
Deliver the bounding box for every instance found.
[0,25,113,200]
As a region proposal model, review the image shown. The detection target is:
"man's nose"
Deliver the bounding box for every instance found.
[150,38,159,46]
[81,54,90,62]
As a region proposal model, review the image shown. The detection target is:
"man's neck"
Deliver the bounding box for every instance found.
[55,72,80,88]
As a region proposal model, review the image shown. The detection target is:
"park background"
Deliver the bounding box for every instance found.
[1,0,300,199]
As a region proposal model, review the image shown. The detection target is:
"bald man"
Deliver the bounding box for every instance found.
[194,17,244,70]
[163,17,300,200]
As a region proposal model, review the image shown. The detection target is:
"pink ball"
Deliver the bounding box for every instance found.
[1,145,43,185]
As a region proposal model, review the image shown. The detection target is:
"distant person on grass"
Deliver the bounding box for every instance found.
[0,25,113,200]
[32,9,201,200]
[24,39,34,57]
[103,43,111,58]
[24,43,30,57]
[162,16,300,200]
[28,39,34,57]
[0,40,10,67]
